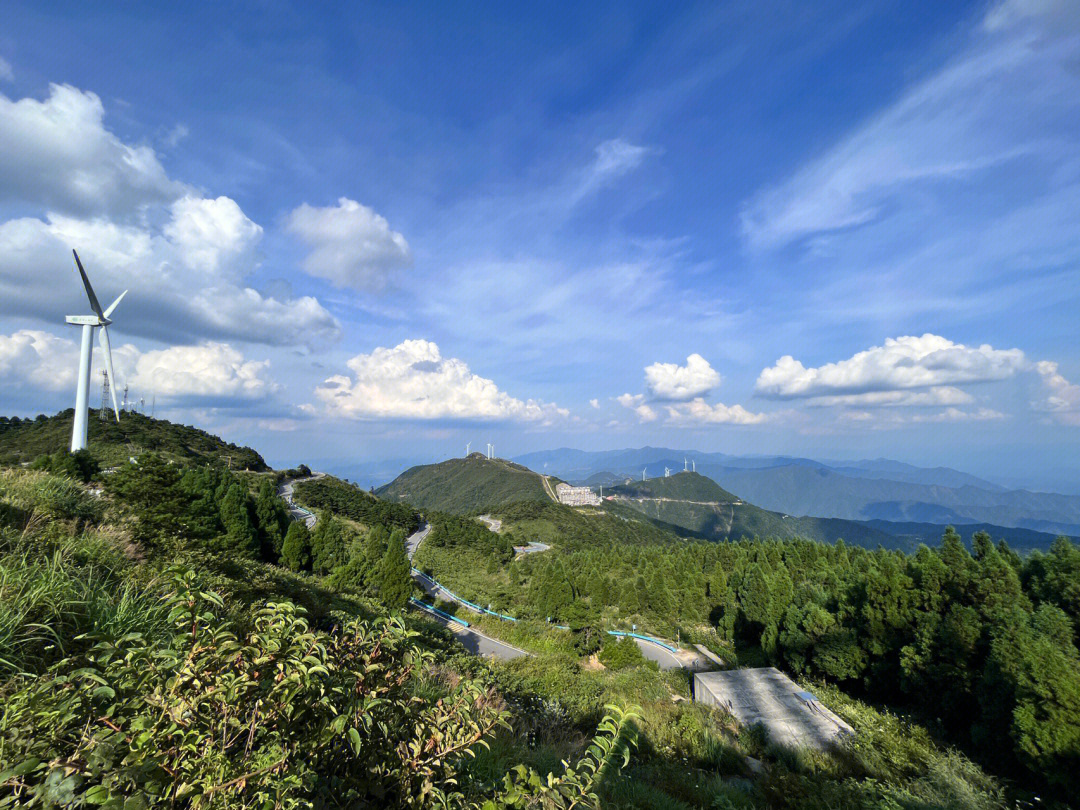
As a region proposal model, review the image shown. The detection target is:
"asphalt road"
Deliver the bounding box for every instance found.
[278,473,324,528]
[411,603,529,660]
[405,522,430,559]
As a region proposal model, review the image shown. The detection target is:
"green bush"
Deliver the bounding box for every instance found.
[597,636,649,671]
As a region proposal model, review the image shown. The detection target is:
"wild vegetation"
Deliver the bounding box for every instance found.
[0,410,267,471]
[416,493,1080,802]
[293,474,419,535]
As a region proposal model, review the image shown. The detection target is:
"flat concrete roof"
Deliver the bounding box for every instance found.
[694,667,854,751]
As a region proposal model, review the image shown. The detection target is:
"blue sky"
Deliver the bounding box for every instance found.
[0,0,1078,491]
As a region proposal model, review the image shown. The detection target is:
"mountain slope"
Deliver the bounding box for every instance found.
[0,409,268,470]
[608,471,895,547]
[376,453,551,514]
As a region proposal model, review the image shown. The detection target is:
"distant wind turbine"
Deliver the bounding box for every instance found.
[642,467,647,481]
[664,467,672,477]
[466,441,471,456]
[66,250,126,452]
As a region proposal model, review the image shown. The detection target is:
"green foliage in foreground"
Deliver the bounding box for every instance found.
[0,468,642,808]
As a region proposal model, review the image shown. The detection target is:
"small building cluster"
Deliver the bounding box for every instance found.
[555,482,601,507]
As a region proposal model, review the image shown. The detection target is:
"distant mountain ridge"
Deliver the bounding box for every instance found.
[514,447,1080,536]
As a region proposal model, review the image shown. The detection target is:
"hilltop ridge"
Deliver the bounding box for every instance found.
[376,454,552,513]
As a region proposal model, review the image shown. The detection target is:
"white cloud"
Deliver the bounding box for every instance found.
[0,329,79,391]
[163,123,188,148]
[0,83,339,348]
[0,329,277,404]
[664,398,768,426]
[0,207,339,347]
[644,353,721,400]
[808,386,975,408]
[164,196,262,272]
[128,343,277,401]
[0,84,185,218]
[571,139,653,203]
[616,393,658,423]
[286,198,411,291]
[1034,360,1080,425]
[912,407,1006,423]
[0,57,12,82]
[756,335,1026,398]
[740,1,1080,250]
[589,398,600,409]
[315,339,567,422]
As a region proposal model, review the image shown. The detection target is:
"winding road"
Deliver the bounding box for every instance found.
[282,480,706,670]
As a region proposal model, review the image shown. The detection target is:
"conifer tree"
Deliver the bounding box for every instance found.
[377,530,412,609]
[281,521,312,571]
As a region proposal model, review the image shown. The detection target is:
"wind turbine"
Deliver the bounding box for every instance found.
[664,467,672,477]
[692,459,696,472]
[642,467,646,481]
[466,441,471,456]
[684,457,688,472]
[66,250,126,452]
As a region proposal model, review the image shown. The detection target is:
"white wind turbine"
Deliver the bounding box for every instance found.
[466,441,471,456]
[66,250,126,452]
[642,467,646,481]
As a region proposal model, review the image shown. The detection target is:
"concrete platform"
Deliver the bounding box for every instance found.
[693,667,854,750]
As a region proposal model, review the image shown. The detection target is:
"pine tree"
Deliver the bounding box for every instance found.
[254,479,288,560]
[377,530,412,610]
[218,483,259,557]
[281,521,312,571]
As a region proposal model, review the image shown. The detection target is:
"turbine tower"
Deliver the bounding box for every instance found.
[66,250,125,452]
[121,385,129,412]
[692,459,696,472]
[684,457,688,472]
[642,467,646,481]
[664,466,672,477]
[466,441,471,456]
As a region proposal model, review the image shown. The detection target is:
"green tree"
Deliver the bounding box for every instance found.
[376,529,412,609]
[281,521,312,571]
[254,479,289,560]
[217,483,259,557]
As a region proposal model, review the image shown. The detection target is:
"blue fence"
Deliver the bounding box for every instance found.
[411,569,678,653]
[409,597,470,627]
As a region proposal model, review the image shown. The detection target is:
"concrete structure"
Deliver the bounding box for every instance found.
[555,482,601,506]
[693,667,854,750]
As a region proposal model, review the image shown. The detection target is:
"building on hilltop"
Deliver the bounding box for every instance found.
[555,482,601,507]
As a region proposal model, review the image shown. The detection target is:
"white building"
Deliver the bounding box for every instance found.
[555,482,601,507]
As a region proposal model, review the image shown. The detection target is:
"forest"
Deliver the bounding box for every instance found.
[417,499,1080,798]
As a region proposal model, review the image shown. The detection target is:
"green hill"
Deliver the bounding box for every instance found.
[610,471,893,547]
[0,409,268,471]
[376,453,552,513]
[610,470,740,502]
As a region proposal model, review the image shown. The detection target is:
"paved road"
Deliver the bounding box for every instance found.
[634,639,685,670]
[278,473,324,528]
[477,514,502,532]
[405,522,430,558]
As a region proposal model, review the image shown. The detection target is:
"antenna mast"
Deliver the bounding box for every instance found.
[99,370,111,422]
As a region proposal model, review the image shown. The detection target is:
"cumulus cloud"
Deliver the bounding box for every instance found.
[0,83,339,348]
[0,329,277,404]
[589,398,600,409]
[756,335,1026,399]
[315,339,567,422]
[644,353,720,400]
[616,393,658,423]
[286,198,411,291]
[1034,360,1080,425]
[740,0,1080,250]
[0,329,80,391]
[0,84,185,218]
[164,196,262,272]
[664,398,768,426]
[0,205,338,347]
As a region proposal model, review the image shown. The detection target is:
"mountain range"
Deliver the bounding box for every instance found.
[514,447,1080,538]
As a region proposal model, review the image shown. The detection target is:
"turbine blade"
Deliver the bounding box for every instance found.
[72,250,104,319]
[99,326,121,421]
[103,290,127,319]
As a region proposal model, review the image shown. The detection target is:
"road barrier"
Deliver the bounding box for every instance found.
[409,597,470,627]
[411,569,680,654]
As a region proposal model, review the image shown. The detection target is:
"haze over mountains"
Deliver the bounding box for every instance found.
[514,447,1080,537]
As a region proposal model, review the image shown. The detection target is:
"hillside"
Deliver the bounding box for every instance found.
[0,409,268,470]
[376,453,551,513]
[608,471,895,547]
